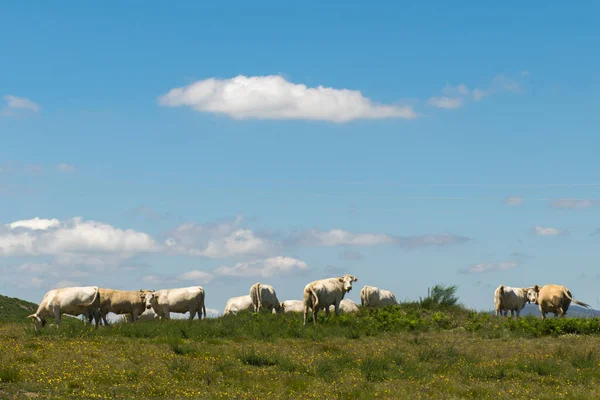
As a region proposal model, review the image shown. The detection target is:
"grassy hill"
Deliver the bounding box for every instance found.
[0,293,38,322]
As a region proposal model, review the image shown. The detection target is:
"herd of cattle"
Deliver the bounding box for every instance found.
[25,272,591,330]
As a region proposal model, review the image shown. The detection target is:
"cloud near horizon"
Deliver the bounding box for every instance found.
[158,75,417,123]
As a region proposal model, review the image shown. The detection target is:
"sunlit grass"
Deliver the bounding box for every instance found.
[2,306,600,398]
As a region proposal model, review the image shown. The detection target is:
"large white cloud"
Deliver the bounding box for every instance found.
[215,256,308,278]
[158,75,417,123]
[165,217,275,258]
[0,217,159,256]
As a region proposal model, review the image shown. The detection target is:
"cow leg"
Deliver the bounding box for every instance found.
[312,308,319,324]
[334,302,340,316]
[163,307,171,320]
[188,309,195,320]
[325,306,330,318]
[131,311,138,323]
[54,308,62,329]
[303,306,309,326]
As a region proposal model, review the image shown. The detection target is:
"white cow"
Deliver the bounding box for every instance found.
[144,286,206,320]
[494,285,535,318]
[223,295,254,315]
[281,300,305,313]
[328,299,360,314]
[249,283,283,313]
[303,274,358,325]
[125,308,159,323]
[28,286,101,330]
[360,285,398,308]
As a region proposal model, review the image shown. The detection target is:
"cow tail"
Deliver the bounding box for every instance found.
[201,288,207,319]
[83,286,100,308]
[564,288,590,308]
[494,286,503,313]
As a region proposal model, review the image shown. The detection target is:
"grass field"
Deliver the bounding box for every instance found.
[2,303,600,399]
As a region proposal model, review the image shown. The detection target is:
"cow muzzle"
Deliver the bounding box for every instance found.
[146,305,152,310]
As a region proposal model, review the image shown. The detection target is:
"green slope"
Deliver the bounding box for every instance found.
[0,293,38,322]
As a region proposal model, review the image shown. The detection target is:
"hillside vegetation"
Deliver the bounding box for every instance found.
[2,287,600,399]
[0,294,38,323]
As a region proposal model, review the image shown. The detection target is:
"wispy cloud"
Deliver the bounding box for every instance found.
[292,229,469,249]
[1,95,41,116]
[56,163,76,173]
[426,96,463,109]
[428,75,523,110]
[177,270,214,283]
[552,198,598,209]
[506,196,524,206]
[159,75,417,123]
[532,226,565,236]
[459,261,518,274]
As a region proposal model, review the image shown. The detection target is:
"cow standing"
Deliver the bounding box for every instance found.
[303,274,358,325]
[360,285,398,308]
[98,288,154,325]
[249,283,283,313]
[493,285,534,318]
[28,286,101,330]
[144,286,206,320]
[527,284,590,319]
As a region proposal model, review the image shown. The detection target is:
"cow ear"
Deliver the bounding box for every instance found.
[339,278,344,282]
[353,277,358,282]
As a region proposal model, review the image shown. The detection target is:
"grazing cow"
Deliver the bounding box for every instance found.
[493,285,534,317]
[144,286,206,320]
[249,283,283,313]
[223,295,254,315]
[303,274,358,325]
[124,308,159,323]
[328,299,360,314]
[281,300,305,313]
[28,286,101,330]
[527,284,590,319]
[360,285,398,308]
[98,288,154,325]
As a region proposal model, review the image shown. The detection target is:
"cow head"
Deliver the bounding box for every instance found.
[526,285,540,304]
[274,301,285,314]
[339,274,358,293]
[27,314,46,330]
[143,291,158,310]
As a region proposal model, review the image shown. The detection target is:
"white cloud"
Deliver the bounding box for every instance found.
[427,96,463,109]
[506,196,524,206]
[1,95,40,116]
[533,226,563,236]
[206,308,221,318]
[442,84,469,96]
[552,199,596,209]
[8,217,60,230]
[56,163,76,173]
[215,256,308,278]
[1,217,159,256]
[158,75,417,123]
[18,277,45,289]
[55,280,81,288]
[17,263,51,273]
[178,270,214,283]
[295,229,469,249]
[461,261,518,274]
[429,75,522,110]
[165,217,275,258]
[304,229,394,246]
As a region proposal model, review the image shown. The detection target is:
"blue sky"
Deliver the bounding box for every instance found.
[1,1,599,314]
